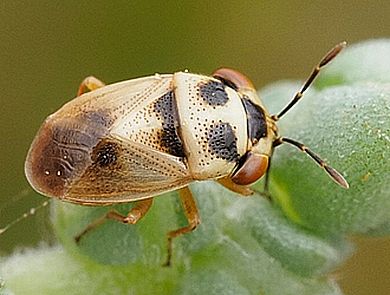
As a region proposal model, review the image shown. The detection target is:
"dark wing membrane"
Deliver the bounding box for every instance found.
[65,135,192,204]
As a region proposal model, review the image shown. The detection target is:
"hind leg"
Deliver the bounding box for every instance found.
[77,76,106,96]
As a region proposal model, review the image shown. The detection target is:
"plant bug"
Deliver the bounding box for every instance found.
[19,42,349,265]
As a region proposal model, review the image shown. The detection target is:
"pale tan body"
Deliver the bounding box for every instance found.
[25,73,271,204]
[24,43,348,265]
[25,72,271,265]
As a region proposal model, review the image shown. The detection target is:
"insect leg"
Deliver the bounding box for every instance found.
[274,137,349,188]
[272,42,346,121]
[216,177,254,196]
[77,76,106,96]
[74,198,153,243]
[164,187,200,266]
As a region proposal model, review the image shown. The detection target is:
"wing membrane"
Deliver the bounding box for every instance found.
[54,74,174,120]
[66,135,192,204]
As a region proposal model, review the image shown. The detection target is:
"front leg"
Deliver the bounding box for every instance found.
[216,177,254,196]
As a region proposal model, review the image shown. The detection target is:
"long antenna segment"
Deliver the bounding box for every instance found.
[272,41,346,121]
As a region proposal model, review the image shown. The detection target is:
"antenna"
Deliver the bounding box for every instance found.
[272,42,346,121]
[274,137,349,188]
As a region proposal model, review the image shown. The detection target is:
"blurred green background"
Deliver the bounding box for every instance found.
[0,1,389,294]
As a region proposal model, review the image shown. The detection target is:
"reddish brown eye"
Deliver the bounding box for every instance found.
[231,153,269,185]
[212,68,255,90]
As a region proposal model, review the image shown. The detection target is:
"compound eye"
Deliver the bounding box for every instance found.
[212,68,255,91]
[231,153,269,185]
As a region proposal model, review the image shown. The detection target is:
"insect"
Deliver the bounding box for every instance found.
[23,42,348,265]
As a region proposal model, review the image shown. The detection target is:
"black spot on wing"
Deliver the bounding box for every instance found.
[241,97,267,144]
[208,122,239,162]
[199,80,229,106]
[93,141,119,167]
[154,91,185,157]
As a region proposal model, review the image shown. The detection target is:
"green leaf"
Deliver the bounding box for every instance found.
[260,43,390,236]
[1,184,345,295]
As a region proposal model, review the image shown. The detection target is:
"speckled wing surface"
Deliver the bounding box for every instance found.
[26,74,192,204]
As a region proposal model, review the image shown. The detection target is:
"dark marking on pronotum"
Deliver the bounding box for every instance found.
[154,91,185,157]
[199,80,229,106]
[241,97,267,144]
[208,122,240,162]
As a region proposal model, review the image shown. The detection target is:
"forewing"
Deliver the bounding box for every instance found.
[54,74,174,121]
[65,135,192,204]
